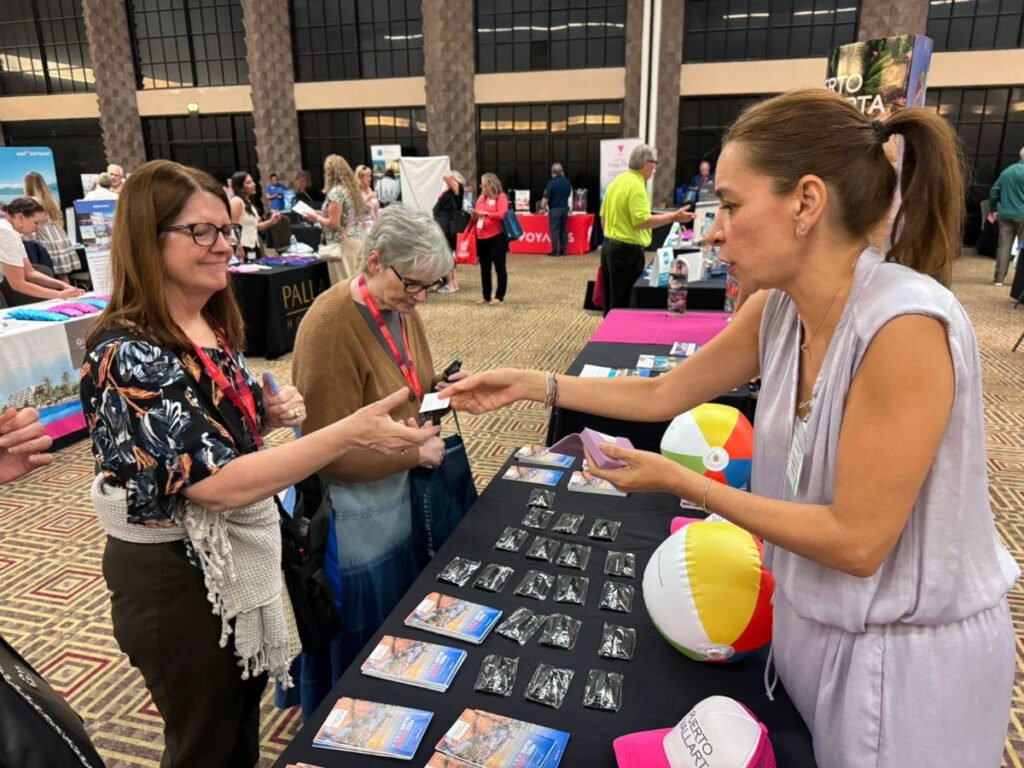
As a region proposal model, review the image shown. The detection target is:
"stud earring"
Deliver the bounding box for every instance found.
[797,223,807,236]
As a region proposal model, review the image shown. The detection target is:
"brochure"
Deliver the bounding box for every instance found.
[426,754,477,767]
[515,445,576,470]
[568,470,627,497]
[312,697,432,760]
[669,342,701,357]
[502,466,563,487]
[291,199,318,219]
[404,592,502,644]
[578,365,652,379]
[636,355,684,372]
[360,635,467,692]
[436,709,570,768]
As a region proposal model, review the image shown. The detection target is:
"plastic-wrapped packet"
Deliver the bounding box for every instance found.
[513,570,555,600]
[555,542,592,571]
[589,518,622,541]
[474,654,519,696]
[527,488,555,509]
[551,512,585,535]
[598,622,637,661]
[494,526,530,553]
[474,563,514,593]
[525,535,560,562]
[538,613,583,650]
[599,580,635,613]
[583,669,624,712]
[553,574,589,606]
[496,607,546,645]
[436,556,482,587]
[525,663,574,709]
[604,551,636,578]
[522,508,554,530]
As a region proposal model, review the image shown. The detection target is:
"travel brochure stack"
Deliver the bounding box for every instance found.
[360,635,467,692]
[311,697,433,760]
[428,709,570,768]
[404,592,503,645]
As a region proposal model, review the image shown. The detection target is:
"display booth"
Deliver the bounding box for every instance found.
[508,213,595,255]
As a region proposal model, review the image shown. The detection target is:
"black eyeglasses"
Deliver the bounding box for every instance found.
[389,265,445,294]
[647,159,659,165]
[162,223,242,246]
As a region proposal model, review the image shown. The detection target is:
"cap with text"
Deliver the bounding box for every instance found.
[613,695,775,768]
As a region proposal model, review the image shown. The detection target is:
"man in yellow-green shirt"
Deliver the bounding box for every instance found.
[599,144,694,314]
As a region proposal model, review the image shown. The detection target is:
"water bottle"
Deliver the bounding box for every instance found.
[725,269,741,313]
[667,256,688,316]
[289,234,298,252]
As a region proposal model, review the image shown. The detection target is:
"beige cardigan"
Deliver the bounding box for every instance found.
[292,279,436,483]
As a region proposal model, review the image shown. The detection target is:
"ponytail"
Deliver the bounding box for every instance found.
[883,109,965,288]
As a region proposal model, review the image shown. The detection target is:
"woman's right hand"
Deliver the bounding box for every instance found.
[346,388,439,453]
[445,369,541,415]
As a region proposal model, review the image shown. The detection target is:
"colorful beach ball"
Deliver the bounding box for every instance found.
[660,403,754,489]
[643,517,773,663]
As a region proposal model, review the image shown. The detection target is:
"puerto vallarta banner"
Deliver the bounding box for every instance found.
[825,34,933,117]
[599,138,642,202]
[0,147,59,205]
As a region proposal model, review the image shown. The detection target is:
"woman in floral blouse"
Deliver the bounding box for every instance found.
[80,160,434,768]
[303,153,365,285]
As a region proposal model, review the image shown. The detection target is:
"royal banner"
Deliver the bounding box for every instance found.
[507,213,594,255]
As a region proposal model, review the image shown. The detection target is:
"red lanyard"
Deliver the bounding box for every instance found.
[357,275,422,400]
[189,326,265,449]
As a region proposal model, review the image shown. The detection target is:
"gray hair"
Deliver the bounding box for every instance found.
[551,163,564,175]
[360,205,452,280]
[481,172,503,195]
[628,144,657,171]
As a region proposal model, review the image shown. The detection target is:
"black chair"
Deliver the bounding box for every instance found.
[266,216,293,250]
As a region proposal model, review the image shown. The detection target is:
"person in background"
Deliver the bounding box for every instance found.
[449,89,1017,768]
[304,154,365,284]
[354,164,380,232]
[265,173,287,213]
[473,172,510,305]
[83,173,118,201]
[23,172,79,283]
[106,164,125,196]
[376,161,402,208]
[81,160,434,767]
[292,170,316,208]
[0,198,83,301]
[230,171,280,262]
[292,206,461,698]
[600,145,694,314]
[542,163,572,257]
[432,169,467,293]
[675,160,716,208]
[988,146,1024,287]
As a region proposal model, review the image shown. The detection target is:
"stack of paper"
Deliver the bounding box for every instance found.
[360,635,467,692]
[312,697,432,760]
[404,592,502,645]
[433,708,570,767]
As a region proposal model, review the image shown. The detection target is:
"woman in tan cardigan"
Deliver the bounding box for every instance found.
[292,205,460,694]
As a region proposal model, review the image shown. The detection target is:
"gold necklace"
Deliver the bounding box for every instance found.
[800,264,856,352]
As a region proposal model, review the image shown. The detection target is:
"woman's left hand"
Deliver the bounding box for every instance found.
[436,369,470,391]
[303,212,319,224]
[264,383,306,429]
[584,442,687,496]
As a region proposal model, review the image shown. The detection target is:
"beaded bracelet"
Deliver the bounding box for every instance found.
[543,371,558,408]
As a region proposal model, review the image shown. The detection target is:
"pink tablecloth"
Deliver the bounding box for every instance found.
[589,309,732,345]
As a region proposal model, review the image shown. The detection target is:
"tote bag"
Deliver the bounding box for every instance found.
[502,208,524,241]
[455,221,478,265]
[408,415,478,568]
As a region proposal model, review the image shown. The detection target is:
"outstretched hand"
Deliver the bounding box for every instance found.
[352,388,440,454]
[0,407,54,486]
[583,442,687,497]
[445,369,537,415]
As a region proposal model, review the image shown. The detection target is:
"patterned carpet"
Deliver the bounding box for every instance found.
[1,249,1021,766]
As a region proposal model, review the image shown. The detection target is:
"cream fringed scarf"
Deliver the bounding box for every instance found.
[91,475,301,685]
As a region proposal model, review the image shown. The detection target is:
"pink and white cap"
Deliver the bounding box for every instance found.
[613,695,776,768]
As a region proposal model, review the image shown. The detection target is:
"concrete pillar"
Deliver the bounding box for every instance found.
[422,0,477,182]
[652,0,684,207]
[622,0,645,138]
[80,0,146,171]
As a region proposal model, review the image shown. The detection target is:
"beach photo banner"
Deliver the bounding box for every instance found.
[0,147,59,205]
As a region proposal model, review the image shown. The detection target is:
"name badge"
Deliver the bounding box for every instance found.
[786,418,807,497]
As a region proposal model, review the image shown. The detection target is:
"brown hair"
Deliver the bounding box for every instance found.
[23,172,62,227]
[723,89,964,287]
[322,154,365,216]
[87,160,244,353]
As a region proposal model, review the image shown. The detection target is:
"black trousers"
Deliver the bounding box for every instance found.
[103,537,267,768]
[478,232,508,301]
[548,207,569,254]
[600,238,645,315]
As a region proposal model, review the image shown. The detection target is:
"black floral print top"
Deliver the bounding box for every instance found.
[80,333,265,526]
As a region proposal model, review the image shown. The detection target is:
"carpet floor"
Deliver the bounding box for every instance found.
[1,250,1021,766]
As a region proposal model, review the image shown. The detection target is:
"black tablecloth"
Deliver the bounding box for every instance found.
[273,453,815,767]
[547,341,754,453]
[1011,249,1024,302]
[292,223,322,250]
[230,261,330,359]
[630,276,727,311]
